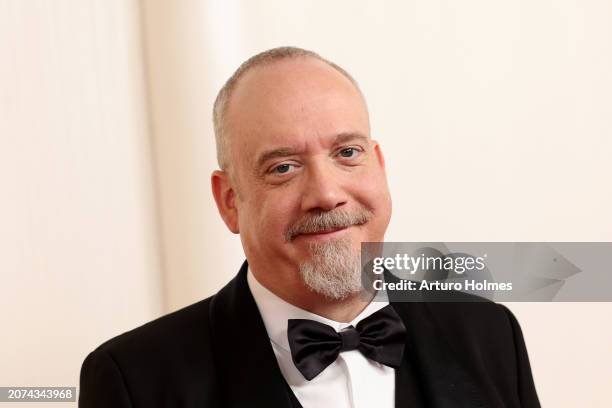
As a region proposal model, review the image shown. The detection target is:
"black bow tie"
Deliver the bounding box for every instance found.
[287,304,406,381]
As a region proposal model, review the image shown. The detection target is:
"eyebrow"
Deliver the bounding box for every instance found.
[334,131,369,147]
[254,132,370,171]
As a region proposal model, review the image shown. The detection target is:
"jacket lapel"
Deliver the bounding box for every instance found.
[209,261,296,408]
[390,300,486,408]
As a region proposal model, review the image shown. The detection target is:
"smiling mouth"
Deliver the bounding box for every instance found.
[296,226,350,240]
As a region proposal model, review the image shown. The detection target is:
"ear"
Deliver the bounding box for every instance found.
[211,170,240,234]
[371,139,387,172]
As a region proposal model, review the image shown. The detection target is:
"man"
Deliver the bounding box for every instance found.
[79,47,540,407]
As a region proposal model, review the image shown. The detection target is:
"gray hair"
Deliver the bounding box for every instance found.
[212,46,364,172]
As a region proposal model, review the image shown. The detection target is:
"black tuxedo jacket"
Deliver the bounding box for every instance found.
[79,261,540,407]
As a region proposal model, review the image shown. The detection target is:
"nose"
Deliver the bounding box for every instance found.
[300,160,348,213]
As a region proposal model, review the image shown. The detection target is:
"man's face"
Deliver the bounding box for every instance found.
[215,57,392,298]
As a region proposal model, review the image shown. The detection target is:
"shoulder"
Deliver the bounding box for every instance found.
[393,293,525,369]
[80,296,220,406]
[415,291,522,351]
[392,287,517,335]
[426,293,518,336]
[393,295,539,405]
[94,296,214,359]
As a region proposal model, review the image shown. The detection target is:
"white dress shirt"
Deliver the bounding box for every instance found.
[247,267,395,408]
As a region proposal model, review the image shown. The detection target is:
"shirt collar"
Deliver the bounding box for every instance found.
[247,265,389,352]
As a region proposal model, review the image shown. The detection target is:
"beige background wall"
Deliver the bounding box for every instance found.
[0,2,164,407]
[2,0,611,406]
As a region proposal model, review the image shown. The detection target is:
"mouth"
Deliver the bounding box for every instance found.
[295,226,351,241]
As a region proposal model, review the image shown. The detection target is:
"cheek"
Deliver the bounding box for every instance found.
[349,170,392,238]
[247,190,299,239]
[352,170,391,210]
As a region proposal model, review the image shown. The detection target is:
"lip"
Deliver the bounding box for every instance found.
[295,226,350,241]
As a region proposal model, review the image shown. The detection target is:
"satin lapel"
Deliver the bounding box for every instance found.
[209,261,294,408]
[390,299,486,408]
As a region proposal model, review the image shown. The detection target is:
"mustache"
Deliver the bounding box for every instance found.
[285,208,374,242]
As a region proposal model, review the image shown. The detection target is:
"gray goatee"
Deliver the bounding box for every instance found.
[288,208,373,300]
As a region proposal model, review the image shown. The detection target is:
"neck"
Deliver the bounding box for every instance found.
[299,291,375,322]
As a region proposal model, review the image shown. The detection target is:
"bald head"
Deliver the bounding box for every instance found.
[212,47,368,172]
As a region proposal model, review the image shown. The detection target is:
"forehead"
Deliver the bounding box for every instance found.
[224,58,370,165]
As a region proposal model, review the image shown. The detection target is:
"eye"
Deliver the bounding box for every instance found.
[272,163,294,174]
[338,147,360,158]
[265,161,302,181]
